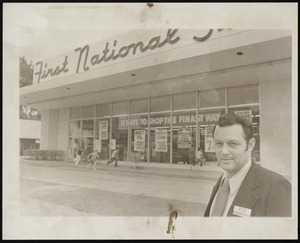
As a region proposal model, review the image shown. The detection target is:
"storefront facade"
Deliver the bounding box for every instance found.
[20,29,292,177]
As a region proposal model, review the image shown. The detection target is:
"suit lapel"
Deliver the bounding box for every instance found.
[227,162,260,216]
[204,175,223,216]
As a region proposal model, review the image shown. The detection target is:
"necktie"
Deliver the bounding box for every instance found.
[211,177,230,216]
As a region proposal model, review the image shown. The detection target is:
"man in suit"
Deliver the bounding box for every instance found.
[204,112,291,217]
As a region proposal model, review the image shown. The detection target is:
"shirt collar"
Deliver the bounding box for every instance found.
[223,159,252,196]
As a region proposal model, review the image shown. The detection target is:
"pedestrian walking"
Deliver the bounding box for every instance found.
[74,147,84,164]
[191,147,205,169]
[87,150,100,171]
[107,148,119,167]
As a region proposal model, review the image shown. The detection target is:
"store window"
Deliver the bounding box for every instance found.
[130,115,149,163]
[69,120,81,137]
[112,117,128,161]
[82,105,95,118]
[173,92,196,110]
[131,98,148,114]
[227,84,259,106]
[149,113,171,163]
[150,95,171,112]
[113,101,129,115]
[198,109,226,162]
[69,137,80,159]
[199,88,225,108]
[70,107,81,120]
[82,120,94,137]
[96,103,111,117]
[95,118,110,160]
[172,110,196,164]
[80,137,94,156]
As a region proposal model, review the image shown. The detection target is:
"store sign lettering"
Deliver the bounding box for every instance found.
[119,112,221,129]
[34,56,69,83]
[33,29,224,83]
[75,29,180,74]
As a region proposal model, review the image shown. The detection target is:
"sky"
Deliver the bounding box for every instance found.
[4,3,297,62]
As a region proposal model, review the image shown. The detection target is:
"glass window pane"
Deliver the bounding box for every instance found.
[80,137,94,156]
[96,103,111,117]
[131,99,148,114]
[150,95,170,112]
[112,117,128,160]
[82,105,94,118]
[95,118,110,160]
[199,88,225,108]
[198,108,226,162]
[130,128,148,162]
[149,112,171,164]
[69,121,81,136]
[82,120,94,137]
[173,92,196,110]
[112,101,129,115]
[227,84,259,106]
[70,107,81,119]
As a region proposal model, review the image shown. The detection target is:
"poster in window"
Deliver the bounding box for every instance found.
[234,110,252,122]
[155,129,168,152]
[99,120,108,140]
[110,139,116,150]
[134,130,145,152]
[205,126,215,152]
[94,139,101,152]
[178,128,192,148]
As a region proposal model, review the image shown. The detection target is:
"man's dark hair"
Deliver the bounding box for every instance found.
[212,112,254,143]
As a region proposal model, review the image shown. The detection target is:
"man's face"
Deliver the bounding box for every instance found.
[213,124,255,178]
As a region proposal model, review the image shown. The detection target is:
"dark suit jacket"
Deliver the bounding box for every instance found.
[204,162,291,217]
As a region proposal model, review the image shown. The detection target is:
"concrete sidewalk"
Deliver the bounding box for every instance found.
[21,157,223,181]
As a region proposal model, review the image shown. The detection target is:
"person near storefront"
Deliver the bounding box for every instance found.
[204,112,291,217]
[107,148,120,167]
[192,147,205,168]
[87,150,100,171]
[73,146,84,165]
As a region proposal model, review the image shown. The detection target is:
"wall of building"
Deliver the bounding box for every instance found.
[48,110,59,150]
[19,120,41,139]
[260,77,291,177]
[58,108,70,159]
[40,109,70,156]
[40,110,49,150]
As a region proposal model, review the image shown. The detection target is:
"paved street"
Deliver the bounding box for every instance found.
[20,158,222,217]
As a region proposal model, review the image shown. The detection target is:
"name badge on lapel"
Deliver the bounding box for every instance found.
[233,206,252,217]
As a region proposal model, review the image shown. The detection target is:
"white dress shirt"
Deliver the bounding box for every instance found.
[210,159,252,217]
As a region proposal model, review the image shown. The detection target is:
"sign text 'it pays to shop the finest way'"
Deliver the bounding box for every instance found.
[119,111,222,129]
[33,29,224,83]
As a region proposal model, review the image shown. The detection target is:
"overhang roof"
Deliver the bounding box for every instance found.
[20,31,291,111]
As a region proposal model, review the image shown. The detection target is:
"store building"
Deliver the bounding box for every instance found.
[20,29,292,177]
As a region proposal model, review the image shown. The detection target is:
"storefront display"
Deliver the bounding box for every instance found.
[68,85,260,164]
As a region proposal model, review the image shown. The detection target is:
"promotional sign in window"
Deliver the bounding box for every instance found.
[94,139,101,152]
[234,110,252,122]
[205,126,215,152]
[110,139,116,150]
[118,111,222,129]
[134,130,145,152]
[178,128,192,148]
[99,120,108,140]
[155,129,168,152]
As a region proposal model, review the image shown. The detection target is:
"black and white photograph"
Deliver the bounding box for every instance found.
[3,3,298,239]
